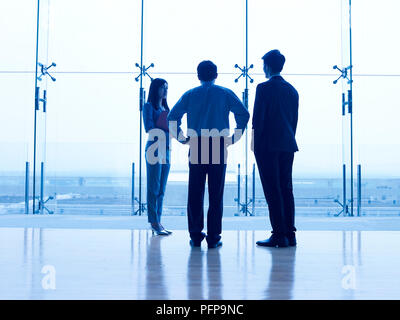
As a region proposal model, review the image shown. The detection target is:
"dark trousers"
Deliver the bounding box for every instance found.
[188,163,227,244]
[254,150,296,236]
[187,136,227,244]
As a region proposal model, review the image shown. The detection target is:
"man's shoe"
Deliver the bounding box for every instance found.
[208,241,223,249]
[190,239,202,247]
[190,232,206,247]
[286,233,297,246]
[256,235,289,248]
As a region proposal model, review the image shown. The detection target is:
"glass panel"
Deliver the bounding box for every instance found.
[340,0,354,215]
[44,73,138,215]
[144,0,244,74]
[352,0,400,216]
[248,0,344,216]
[0,75,32,214]
[249,74,343,216]
[0,1,36,71]
[352,0,400,75]
[33,1,141,215]
[143,0,247,216]
[32,0,52,214]
[49,0,141,72]
[249,0,341,74]
[355,76,400,216]
[0,2,37,213]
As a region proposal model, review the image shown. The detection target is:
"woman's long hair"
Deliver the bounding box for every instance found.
[147,78,169,111]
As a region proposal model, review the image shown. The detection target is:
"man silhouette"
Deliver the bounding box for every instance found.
[168,60,249,248]
[252,50,299,247]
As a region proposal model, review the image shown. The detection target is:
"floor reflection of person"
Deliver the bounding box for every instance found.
[145,236,168,299]
[143,78,172,236]
[187,248,204,299]
[264,247,296,299]
[206,249,222,299]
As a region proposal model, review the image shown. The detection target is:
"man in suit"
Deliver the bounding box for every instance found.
[251,50,299,248]
[168,60,249,248]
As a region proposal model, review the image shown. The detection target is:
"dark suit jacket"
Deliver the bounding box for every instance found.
[252,76,299,153]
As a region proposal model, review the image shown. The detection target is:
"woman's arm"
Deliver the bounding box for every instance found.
[143,102,155,133]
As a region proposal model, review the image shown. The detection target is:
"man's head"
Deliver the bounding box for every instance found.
[262,50,285,79]
[197,60,218,83]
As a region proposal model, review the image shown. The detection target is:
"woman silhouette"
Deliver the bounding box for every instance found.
[143,78,172,235]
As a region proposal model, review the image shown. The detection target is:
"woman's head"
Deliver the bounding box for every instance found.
[148,78,169,110]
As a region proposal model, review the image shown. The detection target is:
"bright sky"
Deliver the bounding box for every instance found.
[0,0,399,178]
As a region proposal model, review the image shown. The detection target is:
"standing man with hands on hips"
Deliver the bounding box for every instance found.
[168,60,250,249]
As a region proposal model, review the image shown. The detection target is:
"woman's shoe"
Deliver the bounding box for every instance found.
[160,224,172,235]
[150,224,169,236]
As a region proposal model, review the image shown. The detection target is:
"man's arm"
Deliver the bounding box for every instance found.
[167,92,189,143]
[292,92,299,135]
[252,84,264,131]
[251,84,266,151]
[227,89,250,144]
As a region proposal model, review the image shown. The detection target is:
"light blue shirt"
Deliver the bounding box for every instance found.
[167,82,250,139]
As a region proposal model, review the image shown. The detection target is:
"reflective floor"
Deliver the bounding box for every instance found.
[1,228,400,299]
